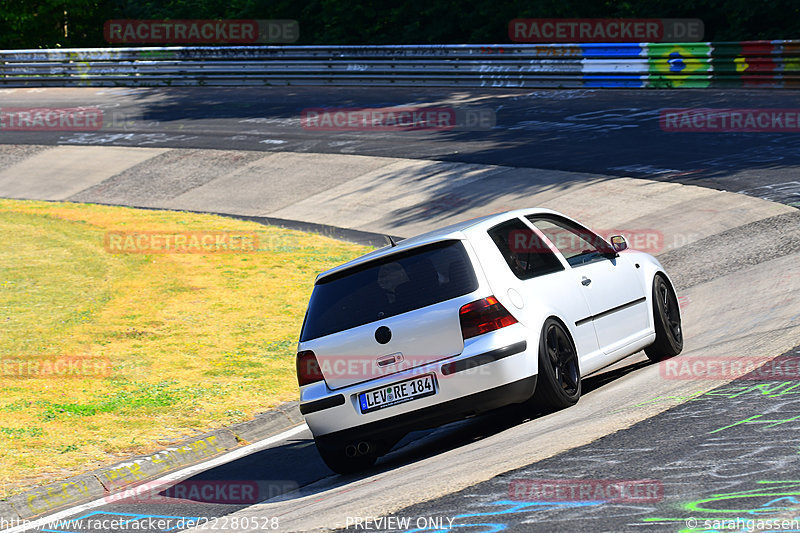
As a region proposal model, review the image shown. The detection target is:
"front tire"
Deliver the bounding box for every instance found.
[644,274,683,362]
[531,318,581,409]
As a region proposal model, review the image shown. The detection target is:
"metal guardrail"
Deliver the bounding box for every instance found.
[1,41,798,88]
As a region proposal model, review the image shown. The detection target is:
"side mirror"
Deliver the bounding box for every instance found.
[609,235,628,252]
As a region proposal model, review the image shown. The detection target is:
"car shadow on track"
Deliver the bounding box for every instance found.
[171,354,655,507]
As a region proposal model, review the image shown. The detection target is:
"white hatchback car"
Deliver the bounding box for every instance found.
[296,208,682,473]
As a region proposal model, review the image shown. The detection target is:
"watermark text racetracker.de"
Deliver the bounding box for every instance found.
[509,18,703,42]
[660,355,800,380]
[104,19,298,44]
[104,231,259,254]
[661,108,800,132]
[301,107,496,131]
[0,107,167,132]
[104,479,298,505]
[0,107,103,131]
[510,228,664,255]
[508,478,664,503]
[1,355,111,378]
[298,354,503,382]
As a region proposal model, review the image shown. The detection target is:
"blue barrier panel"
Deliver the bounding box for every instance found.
[580,43,645,58]
[581,44,645,87]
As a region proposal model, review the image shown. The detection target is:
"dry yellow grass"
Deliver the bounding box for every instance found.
[0,199,372,498]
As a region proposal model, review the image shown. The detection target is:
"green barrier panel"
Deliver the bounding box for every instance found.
[784,42,800,88]
[646,42,712,88]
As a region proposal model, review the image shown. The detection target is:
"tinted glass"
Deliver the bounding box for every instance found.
[300,240,478,341]
[487,218,564,280]
[527,215,615,267]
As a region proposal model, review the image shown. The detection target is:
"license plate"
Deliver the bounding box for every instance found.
[358,374,437,414]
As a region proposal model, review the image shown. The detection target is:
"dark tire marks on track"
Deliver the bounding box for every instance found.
[1,86,800,207]
[364,347,800,533]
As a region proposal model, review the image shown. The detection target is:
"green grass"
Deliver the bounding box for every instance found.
[0,199,372,497]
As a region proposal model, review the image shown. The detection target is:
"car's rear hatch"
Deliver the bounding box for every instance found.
[299,239,479,390]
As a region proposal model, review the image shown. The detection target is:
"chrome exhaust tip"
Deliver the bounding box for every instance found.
[357,441,372,456]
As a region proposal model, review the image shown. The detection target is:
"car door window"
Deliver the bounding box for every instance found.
[487,218,564,280]
[527,215,614,268]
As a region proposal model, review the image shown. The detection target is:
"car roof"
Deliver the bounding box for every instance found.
[314,207,564,282]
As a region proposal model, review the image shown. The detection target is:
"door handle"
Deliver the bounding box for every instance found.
[581,277,592,286]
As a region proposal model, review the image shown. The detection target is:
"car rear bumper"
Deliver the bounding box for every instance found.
[299,326,536,440]
[314,374,537,450]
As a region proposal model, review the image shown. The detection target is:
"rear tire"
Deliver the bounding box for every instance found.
[315,438,377,475]
[644,274,684,362]
[532,318,581,409]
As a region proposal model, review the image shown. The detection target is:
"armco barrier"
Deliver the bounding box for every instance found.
[0,41,798,88]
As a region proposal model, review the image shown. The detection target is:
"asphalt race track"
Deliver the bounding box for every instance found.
[1,86,800,533]
[378,346,800,532]
[0,86,799,207]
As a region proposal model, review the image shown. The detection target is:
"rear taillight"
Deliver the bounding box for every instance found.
[297,350,323,386]
[459,296,518,339]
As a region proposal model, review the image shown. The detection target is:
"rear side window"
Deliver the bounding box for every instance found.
[488,218,564,280]
[300,240,478,341]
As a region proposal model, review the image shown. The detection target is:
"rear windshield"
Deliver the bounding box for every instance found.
[300,240,478,341]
